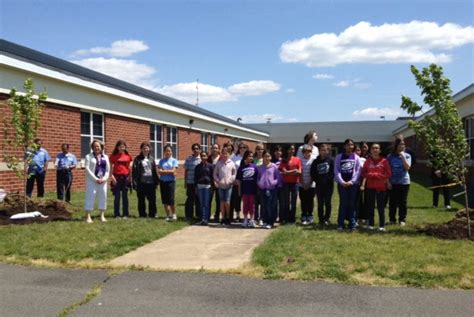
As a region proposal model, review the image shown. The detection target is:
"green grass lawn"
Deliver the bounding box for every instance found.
[250,175,474,289]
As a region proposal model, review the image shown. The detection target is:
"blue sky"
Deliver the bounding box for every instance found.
[2,0,473,123]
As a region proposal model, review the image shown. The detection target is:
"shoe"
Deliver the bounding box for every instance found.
[123,216,128,220]
[337,227,344,232]
[432,205,437,208]
[308,216,314,224]
[165,216,171,222]
[400,221,406,227]
[324,221,329,226]
[367,226,374,230]
[264,224,272,229]
[302,220,309,226]
[445,205,452,210]
[350,228,357,232]
[258,219,264,226]
[249,220,257,228]
[241,219,249,228]
[301,216,307,224]
[389,221,396,225]
[172,214,177,221]
[379,227,386,232]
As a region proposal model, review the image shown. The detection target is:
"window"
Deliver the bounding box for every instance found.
[167,127,178,158]
[464,116,474,160]
[80,112,103,158]
[150,124,163,160]
[211,134,218,146]
[201,133,209,153]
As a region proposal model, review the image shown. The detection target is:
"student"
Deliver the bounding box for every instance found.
[279,144,302,225]
[236,150,258,228]
[257,150,280,229]
[311,144,334,226]
[354,144,368,225]
[158,144,179,221]
[361,143,392,231]
[296,130,319,161]
[55,143,77,202]
[231,142,247,222]
[387,137,411,226]
[334,139,361,231]
[272,145,284,222]
[208,143,221,222]
[253,143,265,224]
[184,143,202,222]
[194,151,213,225]
[132,142,159,218]
[26,138,51,198]
[213,144,236,225]
[84,140,110,223]
[109,140,133,219]
[299,144,316,225]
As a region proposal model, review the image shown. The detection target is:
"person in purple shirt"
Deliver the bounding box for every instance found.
[334,139,361,231]
[257,151,280,229]
[236,150,258,228]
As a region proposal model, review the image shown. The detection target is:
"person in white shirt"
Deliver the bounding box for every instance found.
[296,130,319,161]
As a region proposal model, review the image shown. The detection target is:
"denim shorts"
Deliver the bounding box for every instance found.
[218,187,233,203]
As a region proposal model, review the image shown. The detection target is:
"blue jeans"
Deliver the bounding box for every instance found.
[218,187,233,203]
[337,184,357,229]
[259,188,277,226]
[198,187,211,222]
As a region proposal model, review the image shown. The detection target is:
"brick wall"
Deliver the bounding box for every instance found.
[104,114,149,158]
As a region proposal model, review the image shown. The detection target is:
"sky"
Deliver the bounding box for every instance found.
[1,0,473,123]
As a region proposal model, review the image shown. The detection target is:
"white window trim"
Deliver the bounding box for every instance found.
[150,124,163,160]
[167,126,178,159]
[201,132,209,153]
[80,111,104,158]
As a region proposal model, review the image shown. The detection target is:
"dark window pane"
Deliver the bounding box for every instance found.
[81,136,91,158]
[81,112,90,135]
[150,125,155,141]
[470,139,474,160]
[93,114,103,136]
[149,143,155,158]
[470,118,474,137]
[172,144,177,158]
[156,144,163,159]
[156,125,162,141]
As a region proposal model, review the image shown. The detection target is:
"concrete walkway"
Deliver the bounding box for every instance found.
[109,225,271,270]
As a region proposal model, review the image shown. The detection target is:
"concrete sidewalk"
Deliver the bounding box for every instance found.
[109,225,271,270]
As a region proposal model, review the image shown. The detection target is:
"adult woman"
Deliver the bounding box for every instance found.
[334,139,361,231]
[84,140,110,223]
[109,140,133,218]
[361,143,392,231]
[158,144,179,221]
[296,130,319,161]
[132,142,159,218]
[279,144,302,225]
[387,137,411,226]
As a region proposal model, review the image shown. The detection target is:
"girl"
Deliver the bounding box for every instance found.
[279,144,302,225]
[213,144,237,225]
[354,144,368,225]
[387,137,411,226]
[132,142,159,218]
[311,144,334,226]
[253,143,265,224]
[296,130,319,161]
[84,140,110,223]
[236,150,258,228]
[257,151,280,229]
[208,143,221,222]
[334,139,361,231]
[361,143,392,231]
[158,144,179,221]
[231,142,247,222]
[194,151,213,225]
[272,145,284,222]
[109,140,133,219]
[299,144,316,225]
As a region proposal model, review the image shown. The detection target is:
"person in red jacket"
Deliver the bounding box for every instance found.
[361,143,392,231]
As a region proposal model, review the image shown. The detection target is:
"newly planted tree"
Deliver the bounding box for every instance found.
[401,64,470,237]
[3,78,47,213]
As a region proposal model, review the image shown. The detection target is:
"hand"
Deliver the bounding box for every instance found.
[434,170,442,178]
[96,179,104,184]
[360,185,365,191]
[386,182,392,190]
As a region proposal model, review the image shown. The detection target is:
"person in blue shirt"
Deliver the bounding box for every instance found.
[55,143,77,202]
[26,138,51,198]
[158,144,179,221]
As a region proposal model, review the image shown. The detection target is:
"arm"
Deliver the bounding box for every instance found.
[70,155,77,170]
[102,155,110,182]
[401,152,411,171]
[334,155,344,185]
[349,156,361,185]
[85,155,99,182]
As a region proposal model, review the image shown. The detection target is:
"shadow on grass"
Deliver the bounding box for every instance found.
[299,223,429,238]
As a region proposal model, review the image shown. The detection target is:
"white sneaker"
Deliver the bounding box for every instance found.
[445,205,452,210]
[302,220,309,226]
[258,220,264,226]
[249,220,257,228]
[264,224,272,229]
[379,227,386,232]
[400,221,406,227]
[172,214,177,220]
[367,226,374,230]
[165,216,171,222]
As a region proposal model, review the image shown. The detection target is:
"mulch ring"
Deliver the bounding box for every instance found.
[418,209,474,241]
[0,193,74,225]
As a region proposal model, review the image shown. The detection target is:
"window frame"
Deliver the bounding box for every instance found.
[80,111,104,158]
[201,132,209,153]
[166,126,178,159]
[150,124,163,161]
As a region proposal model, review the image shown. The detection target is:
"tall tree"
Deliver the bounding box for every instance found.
[3,78,47,213]
[401,64,470,237]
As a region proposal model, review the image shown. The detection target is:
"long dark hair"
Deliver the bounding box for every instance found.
[242,150,253,163]
[391,136,404,154]
[112,140,129,155]
[282,144,295,162]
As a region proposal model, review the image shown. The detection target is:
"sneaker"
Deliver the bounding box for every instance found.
[123,216,128,220]
[389,221,396,225]
[367,226,374,230]
[241,219,249,228]
[379,227,386,232]
[400,221,406,227]
[350,227,357,232]
[172,214,177,221]
[324,221,329,226]
[258,219,264,226]
[165,216,172,222]
[337,227,344,232]
[445,205,452,210]
[264,224,272,229]
[100,217,107,223]
[432,205,438,208]
[308,216,314,224]
[301,216,307,224]
[201,221,209,226]
[302,219,309,226]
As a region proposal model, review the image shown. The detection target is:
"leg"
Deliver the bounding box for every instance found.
[316,187,325,223]
[337,184,346,229]
[65,172,73,202]
[365,189,376,227]
[280,184,290,223]
[376,191,387,228]
[289,184,298,223]
[399,185,410,223]
[37,172,46,197]
[388,188,398,223]
[122,178,129,217]
[148,185,157,218]
[137,184,147,217]
[185,184,194,220]
[56,171,63,200]
[26,174,36,198]
[325,183,334,222]
[432,177,441,207]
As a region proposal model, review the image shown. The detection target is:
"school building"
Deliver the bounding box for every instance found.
[1,39,473,194]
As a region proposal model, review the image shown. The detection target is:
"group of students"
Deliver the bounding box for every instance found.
[24,131,415,230]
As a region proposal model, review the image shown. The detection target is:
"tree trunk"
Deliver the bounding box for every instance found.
[23,160,28,214]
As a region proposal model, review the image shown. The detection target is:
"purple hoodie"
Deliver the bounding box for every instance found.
[257,163,280,190]
[334,153,361,185]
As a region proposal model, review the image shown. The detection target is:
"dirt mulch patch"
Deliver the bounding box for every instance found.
[418,209,474,241]
[0,193,74,225]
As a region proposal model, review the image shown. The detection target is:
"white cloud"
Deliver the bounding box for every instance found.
[228,80,281,96]
[333,78,371,89]
[352,107,402,119]
[313,73,334,80]
[72,40,149,57]
[280,21,474,67]
[71,57,158,90]
[334,80,350,87]
[227,113,296,123]
[157,82,236,104]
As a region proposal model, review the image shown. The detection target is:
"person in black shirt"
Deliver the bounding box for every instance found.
[311,144,335,226]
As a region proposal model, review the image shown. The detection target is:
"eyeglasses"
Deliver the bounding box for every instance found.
[193,148,200,151]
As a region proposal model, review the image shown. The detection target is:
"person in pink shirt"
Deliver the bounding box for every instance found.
[213,144,236,225]
[361,143,392,231]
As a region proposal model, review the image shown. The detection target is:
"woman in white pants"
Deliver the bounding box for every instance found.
[84,140,110,223]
